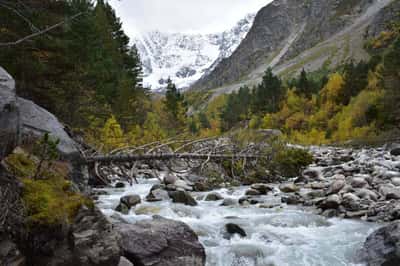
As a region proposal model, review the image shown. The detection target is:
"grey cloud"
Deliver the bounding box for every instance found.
[109,0,271,37]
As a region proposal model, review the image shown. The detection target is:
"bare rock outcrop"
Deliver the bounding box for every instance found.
[0,67,79,159]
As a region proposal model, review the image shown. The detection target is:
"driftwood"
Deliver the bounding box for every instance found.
[82,137,271,186]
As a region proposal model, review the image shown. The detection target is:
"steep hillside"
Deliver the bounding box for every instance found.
[192,0,398,94]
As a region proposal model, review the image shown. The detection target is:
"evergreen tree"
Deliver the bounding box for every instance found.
[340,60,369,105]
[0,0,149,132]
[220,91,241,131]
[164,78,187,130]
[198,112,211,129]
[251,68,283,114]
[297,69,311,97]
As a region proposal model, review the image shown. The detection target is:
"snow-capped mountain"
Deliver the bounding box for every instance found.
[135,14,255,90]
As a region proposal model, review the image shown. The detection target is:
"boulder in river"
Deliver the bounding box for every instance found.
[120,194,141,208]
[225,223,247,238]
[115,203,130,215]
[205,192,223,201]
[115,182,125,188]
[245,189,261,196]
[169,190,198,206]
[279,183,299,193]
[220,198,236,206]
[390,147,400,156]
[164,173,177,185]
[146,188,170,202]
[119,216,206,266]
[282,194,301,205]
[361,221,400,266]
[250,183,273,194]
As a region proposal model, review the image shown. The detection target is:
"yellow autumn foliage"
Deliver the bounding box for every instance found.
[100,115,126,152]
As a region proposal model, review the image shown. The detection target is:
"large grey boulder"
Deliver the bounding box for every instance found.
[169,190,198,206]
[69,207,122,265]
[0,67,19,158]
[0,67,79,159]
[119,216,206,266]
[120,194,141,208]
[17,97,79,158]
[39,206,122,266]
[361,221,400,266]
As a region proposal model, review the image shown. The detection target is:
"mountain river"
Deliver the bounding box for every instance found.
[96,177,380,266]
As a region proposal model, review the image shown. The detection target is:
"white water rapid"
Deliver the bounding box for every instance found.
[96,178,380,266]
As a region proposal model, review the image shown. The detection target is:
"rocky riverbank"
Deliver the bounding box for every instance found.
[94,143,400,265]
[108,144,400,223]
[285,144,400,222]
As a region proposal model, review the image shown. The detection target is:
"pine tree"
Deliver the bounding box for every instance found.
[163,78,187,130]
[297,69,311,97]
[198,112,211,129]
[251,68,283,114]
[340,60,369,105]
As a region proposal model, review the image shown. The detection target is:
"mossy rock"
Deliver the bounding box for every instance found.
[4,150,37,178]
[22,176,93,227]
[3,148,92,228]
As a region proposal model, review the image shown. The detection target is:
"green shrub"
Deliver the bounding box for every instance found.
[271,147,314,178]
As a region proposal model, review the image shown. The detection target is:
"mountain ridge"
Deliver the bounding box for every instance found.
[191,0,398,95]
[134,14,255,90]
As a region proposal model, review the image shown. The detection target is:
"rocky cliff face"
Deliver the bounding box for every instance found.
[192,0,397,93]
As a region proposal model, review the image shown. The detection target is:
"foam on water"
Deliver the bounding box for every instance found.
[96,178,380,266]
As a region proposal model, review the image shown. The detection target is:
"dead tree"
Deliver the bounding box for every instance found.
[81,137,272,186]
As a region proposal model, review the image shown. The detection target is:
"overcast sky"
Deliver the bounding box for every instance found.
[108,0,272,38]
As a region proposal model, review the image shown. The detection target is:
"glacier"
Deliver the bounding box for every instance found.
[134,14,255,91]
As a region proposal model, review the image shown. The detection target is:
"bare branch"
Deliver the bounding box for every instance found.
[0,12,85,47]
[0,2,40,32]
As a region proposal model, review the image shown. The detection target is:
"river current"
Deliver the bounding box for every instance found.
[96,178,379,266]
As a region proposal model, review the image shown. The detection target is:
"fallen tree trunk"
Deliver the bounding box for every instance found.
[84,153,264,164]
